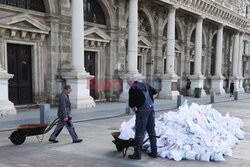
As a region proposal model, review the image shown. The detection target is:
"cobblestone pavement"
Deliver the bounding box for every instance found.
[1,93,250,130]
[0,99,250,167]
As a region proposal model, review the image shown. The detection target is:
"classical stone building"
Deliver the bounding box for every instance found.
[0,0,250,115]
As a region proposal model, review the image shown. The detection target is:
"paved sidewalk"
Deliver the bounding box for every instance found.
[1,93,250,130]
[0,99,250,167]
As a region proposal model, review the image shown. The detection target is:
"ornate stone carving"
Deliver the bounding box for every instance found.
[173,0,249,31]
[84,27,111,48]
[111,0,119,11]
[138,10,151,33]
[0,14,50,41]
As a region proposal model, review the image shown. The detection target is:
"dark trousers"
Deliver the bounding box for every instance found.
[134,109,157,157]
[49,118,78,141]
[230,90,234,96]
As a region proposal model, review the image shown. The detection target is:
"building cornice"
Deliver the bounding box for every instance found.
[158,0,249,33]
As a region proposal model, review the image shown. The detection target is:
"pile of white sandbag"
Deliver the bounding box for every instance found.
[118,100,245,161]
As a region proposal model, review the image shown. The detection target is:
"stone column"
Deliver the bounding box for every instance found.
[238,33,245,93]
[189,17,206,97]
[159,6,180,99]
[230,32,240,91]
[194,18,203,76]
[211,25,225,95]
[62,0,95,108]
[0,65,16,116]
[127,0,139,74]
[120,0,143,101]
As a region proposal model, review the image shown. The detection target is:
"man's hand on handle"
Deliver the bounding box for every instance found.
[153,93,158,99]
[64,118,68,121]
[131,107,137,114]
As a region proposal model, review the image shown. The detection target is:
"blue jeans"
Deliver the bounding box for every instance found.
[134,109,157,157]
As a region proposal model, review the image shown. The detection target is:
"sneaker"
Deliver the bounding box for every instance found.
[73,139,83,143]
[148,153,157,158]
[48,139,59,143]
[128,154,141,160]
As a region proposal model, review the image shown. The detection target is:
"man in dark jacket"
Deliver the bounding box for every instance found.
[230,81,234,97]
[49,85,82,143]
[186,80,192,96]
[127,77,158,160]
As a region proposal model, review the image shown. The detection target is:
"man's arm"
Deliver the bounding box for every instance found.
[129,88,137,113]
[148,84,158,98]
[60,95,68,121]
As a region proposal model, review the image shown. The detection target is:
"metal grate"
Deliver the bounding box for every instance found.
[84,0,106,25]
[0,0,45,12]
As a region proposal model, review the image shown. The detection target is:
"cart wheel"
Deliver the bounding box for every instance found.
[9,131,26,145]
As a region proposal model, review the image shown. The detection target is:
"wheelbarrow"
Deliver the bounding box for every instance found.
[9,118,59,145]
[111,132,160,157]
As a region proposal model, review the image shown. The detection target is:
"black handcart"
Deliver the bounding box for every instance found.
[111,132,159,157]
[9,118,59,145]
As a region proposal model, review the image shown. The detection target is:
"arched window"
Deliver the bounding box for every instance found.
[84,0,106,25]
[0,0,45,12]
[138,10,151,33]
[191,30,195,43]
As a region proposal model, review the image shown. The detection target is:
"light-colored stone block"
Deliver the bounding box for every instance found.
[0,65,16,116]
[210,76,226,95]
[62,71,96,109]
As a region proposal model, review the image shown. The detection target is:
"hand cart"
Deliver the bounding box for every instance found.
[9,118,59,145]
[111,132,159,157]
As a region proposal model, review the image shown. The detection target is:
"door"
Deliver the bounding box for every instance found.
[84,51,96,99]
[7,43,32,105]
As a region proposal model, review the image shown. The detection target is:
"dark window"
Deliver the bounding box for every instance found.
[175,27,178,40]
[0,0,45,12]
[84,0,106,25]
[164,58,167,74]
[137,56,142,73]
[138,10,151,33]
[244,41,247,54]
[191,29,195,43]
[190,62,194,75]
[246,6,248,18]
[211,34,217,76]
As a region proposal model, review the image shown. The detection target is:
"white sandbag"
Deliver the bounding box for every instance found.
[119,116,135,140]
[184,151,196,160]
[210,152,225,161]
[118,100,245,162]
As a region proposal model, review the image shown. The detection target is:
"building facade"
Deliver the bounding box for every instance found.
[0,0,250,115]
